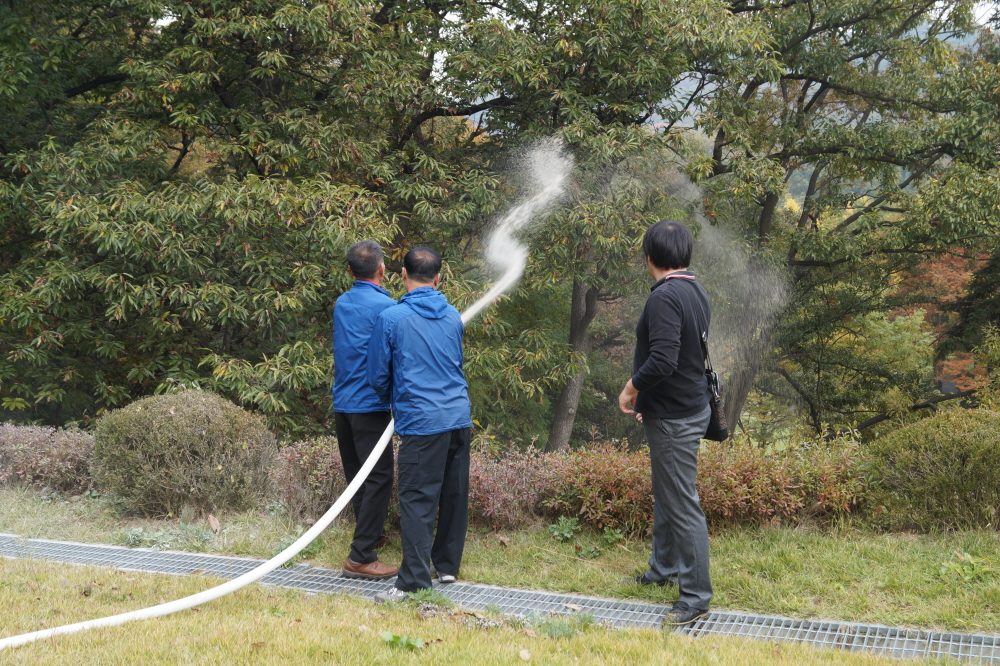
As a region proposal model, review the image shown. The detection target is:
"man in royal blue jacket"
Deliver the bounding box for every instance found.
[367,247,472,602]
[333,240,399,580]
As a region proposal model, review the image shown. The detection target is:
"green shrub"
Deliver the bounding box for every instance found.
[94,390,277,516]
[869,409,1000,531]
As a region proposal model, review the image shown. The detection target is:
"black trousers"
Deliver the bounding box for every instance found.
[334,411,394,564]
[394,427,471,592]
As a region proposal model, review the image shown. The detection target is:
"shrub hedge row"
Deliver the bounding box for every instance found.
[472,438,868,534]
[0,392,997,533]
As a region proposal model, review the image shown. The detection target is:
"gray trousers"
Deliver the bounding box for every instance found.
[643,406,713,610]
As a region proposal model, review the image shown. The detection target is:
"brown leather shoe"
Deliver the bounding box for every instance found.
[342,558,398,580]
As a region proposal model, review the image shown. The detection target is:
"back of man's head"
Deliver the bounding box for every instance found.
[403,247,442,283]
[347,240,383,279]
[642,220,693,270]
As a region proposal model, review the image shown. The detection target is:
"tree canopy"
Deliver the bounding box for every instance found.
[2,0,999,443]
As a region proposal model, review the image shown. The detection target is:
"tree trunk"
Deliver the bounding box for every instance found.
[722,320,777,433]
[757,191,780,246]
[546,279,599,452]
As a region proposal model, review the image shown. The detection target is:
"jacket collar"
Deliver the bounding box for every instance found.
[400,286,438,301]
[651,270,696,291]
[353,280,392,297]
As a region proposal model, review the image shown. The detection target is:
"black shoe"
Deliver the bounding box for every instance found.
[664,601,708,626]
[625,572,677,587]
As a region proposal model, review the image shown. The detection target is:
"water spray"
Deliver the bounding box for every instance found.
[0,141,572,651]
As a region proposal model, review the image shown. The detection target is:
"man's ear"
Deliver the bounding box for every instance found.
[401,267,409,281]
[432,273,441,288]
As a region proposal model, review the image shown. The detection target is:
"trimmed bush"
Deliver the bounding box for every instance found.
[0,424,93,492]
[869,409,1000,531]
[271,437,347,519]
[94,390,277,516]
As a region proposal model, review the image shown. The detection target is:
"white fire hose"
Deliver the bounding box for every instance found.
[0,142,571,650]
[0,416,397,650]
[0,305,483,650]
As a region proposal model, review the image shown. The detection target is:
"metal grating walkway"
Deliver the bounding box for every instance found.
[0,533,997,663]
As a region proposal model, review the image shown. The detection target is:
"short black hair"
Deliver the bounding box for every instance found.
[347,240,383,279]
[403,247,442,282]
[642,220,693,270]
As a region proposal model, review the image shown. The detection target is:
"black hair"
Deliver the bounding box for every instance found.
[642,220,693,270]
[403,246,442,282]
[346,240,383,279]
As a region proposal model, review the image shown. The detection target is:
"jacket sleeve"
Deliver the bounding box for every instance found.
[367,313,393,400]
[631,289,683,391]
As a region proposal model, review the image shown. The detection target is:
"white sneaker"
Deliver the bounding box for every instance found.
[373,587,409,604]
[439,574,456,584]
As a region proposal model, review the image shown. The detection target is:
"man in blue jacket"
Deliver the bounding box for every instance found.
[367,247,472,602]
[333,240,399,580]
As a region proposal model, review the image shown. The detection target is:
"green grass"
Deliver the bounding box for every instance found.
[0,486,997,633]
[0,559,916,665]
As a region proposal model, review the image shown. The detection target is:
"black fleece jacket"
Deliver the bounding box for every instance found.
[631,271,711,419]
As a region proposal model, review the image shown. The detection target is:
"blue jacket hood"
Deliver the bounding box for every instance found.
[367,289,470,436]
[401,287,450,320]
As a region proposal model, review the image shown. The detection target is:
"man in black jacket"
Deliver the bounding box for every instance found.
[618,220,713,626]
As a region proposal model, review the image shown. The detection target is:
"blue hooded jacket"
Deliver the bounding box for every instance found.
[367,287,472,436]
[332,280,397,413]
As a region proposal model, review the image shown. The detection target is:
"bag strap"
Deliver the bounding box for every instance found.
[658,275,714,373]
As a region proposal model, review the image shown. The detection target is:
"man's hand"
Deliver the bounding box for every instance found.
[618,380,640,422]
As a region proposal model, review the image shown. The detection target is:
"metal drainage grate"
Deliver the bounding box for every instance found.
[682,613,1000,663]
[1,533,997,664]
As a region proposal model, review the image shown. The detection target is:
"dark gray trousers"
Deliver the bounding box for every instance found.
[334,411,394,564]
[643,406,713,610]
[394,427,471,593]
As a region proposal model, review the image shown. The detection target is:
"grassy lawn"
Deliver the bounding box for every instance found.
[0,558,914,665]
[1,486,998,634]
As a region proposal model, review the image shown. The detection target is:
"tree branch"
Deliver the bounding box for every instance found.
[828,149,946,233]
[64,74,128,99]
[395,96,514,150]
[789,245,934,268]
[779,75,951,113]
[849,389,976,433]
[776,366,822,433]
[728,0,804,14]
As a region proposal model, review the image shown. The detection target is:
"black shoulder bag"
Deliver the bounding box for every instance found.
[666,277,729,441]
